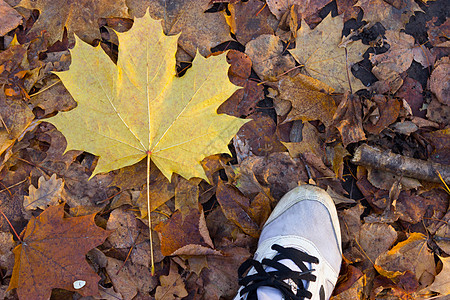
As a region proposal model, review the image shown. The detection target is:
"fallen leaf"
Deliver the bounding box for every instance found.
[426,17,450,46]
[426,256,450,295]
[140,0,231,58]
[289,13,369,93]
[355,0,423,32]
[202,246,251,299]
[429,56,449,106]
[395,77,425,118]
[245,34,296,81]
[154,209,219,256]
[336,0,360,22]
[358,223,397,264]
[18,0,129,44]
[105,256,157,300]
[266,0,332,25]
[330,93,366,146]
[363,95,400,135]
[233,113,286,161]
[216,181,260,237]
[226,0,274,45]
[374,232,435,281]
[331,273,365,300]
[276,74,337,126]
[46,11,247,182]
[0,232,15,271]
[155,260,188,300]
[370,31,434,82]
[8,204,110,299]
[23,174,63,210]
[0,0,23,36]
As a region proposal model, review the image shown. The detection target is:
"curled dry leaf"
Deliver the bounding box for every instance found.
[8,204,110,299]
[24,174,64,210]
[216,181,260,237]
[425,256,450,296]
[363,95,400,135]
[289,13,369,93]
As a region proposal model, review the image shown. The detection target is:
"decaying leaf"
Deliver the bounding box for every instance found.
[289,13,369,93]
[18,0,129,44]
[429,56,450,106]
[226,0,274,46]
[46,11,247,182]
[216,181,260,237]
[24,174,64,210]
[355,0,423,31]
[155,260,188,300]
[266,0,332,25]
[0,0,22,36]
[331,93,366,146]
[370,31,434,83]
[245,34,296,81]
[374,232,435,281]
[425,256,450,296]
[276,73,337,126]
[8,204,110,299]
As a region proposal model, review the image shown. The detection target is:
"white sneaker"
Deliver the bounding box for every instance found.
[234,185,342,300]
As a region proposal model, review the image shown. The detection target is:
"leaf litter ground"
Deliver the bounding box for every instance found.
[0,0,449,299]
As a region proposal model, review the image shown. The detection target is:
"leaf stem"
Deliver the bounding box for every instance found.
[147,153,155,275]
[0,208,22,242]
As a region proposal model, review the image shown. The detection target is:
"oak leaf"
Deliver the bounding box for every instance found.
[8,204,110,299]
[289,13,369,93]
[47,11,247,182]
[426,255,450,295]
[24,174,64,210]
[18,0,129,44]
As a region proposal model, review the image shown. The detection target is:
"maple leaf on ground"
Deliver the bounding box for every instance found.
[47,10,247,182]
[355,0,423,32]
[266,0,332,25]
[289,13,369,93]
[8,204,110,299]
[18,0,129,44]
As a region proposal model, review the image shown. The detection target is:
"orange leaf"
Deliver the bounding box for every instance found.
[8,204,110,299]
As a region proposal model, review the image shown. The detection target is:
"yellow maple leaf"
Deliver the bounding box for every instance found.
[47,10,248,183]
[289,13,368,93]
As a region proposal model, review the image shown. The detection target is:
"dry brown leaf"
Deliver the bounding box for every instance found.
[355,0,423,31]
[429,56,450,106]
[233,113,286,161]
[277,74,337,127]
[155,260,188,300]
[358,223,397,263]
[216,181,260,237]
[266,0,332,25]
[245,34,296,81]
[374,232,435,281]
[370,31,434,83]
[8,204,110,299]
[226,0,274,45]
[331,273,365,300]
[425,256,450,295]
[283,122,324,159]
[0,232,15,271]
[0,0,22,36]
[136,0,231,58]
[18,0,129,44]
[289,13,369,93]
[27,79,76,117]
[154,209,219,256]
[331,93,366,146]
[363,95,401,135]
[24,174,63,210]
[105,256,157,300]
[426,17,450,46]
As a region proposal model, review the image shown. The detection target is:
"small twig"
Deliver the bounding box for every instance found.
[0,208,22,242]
[255,2,267,16]
[28,79,61,98]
